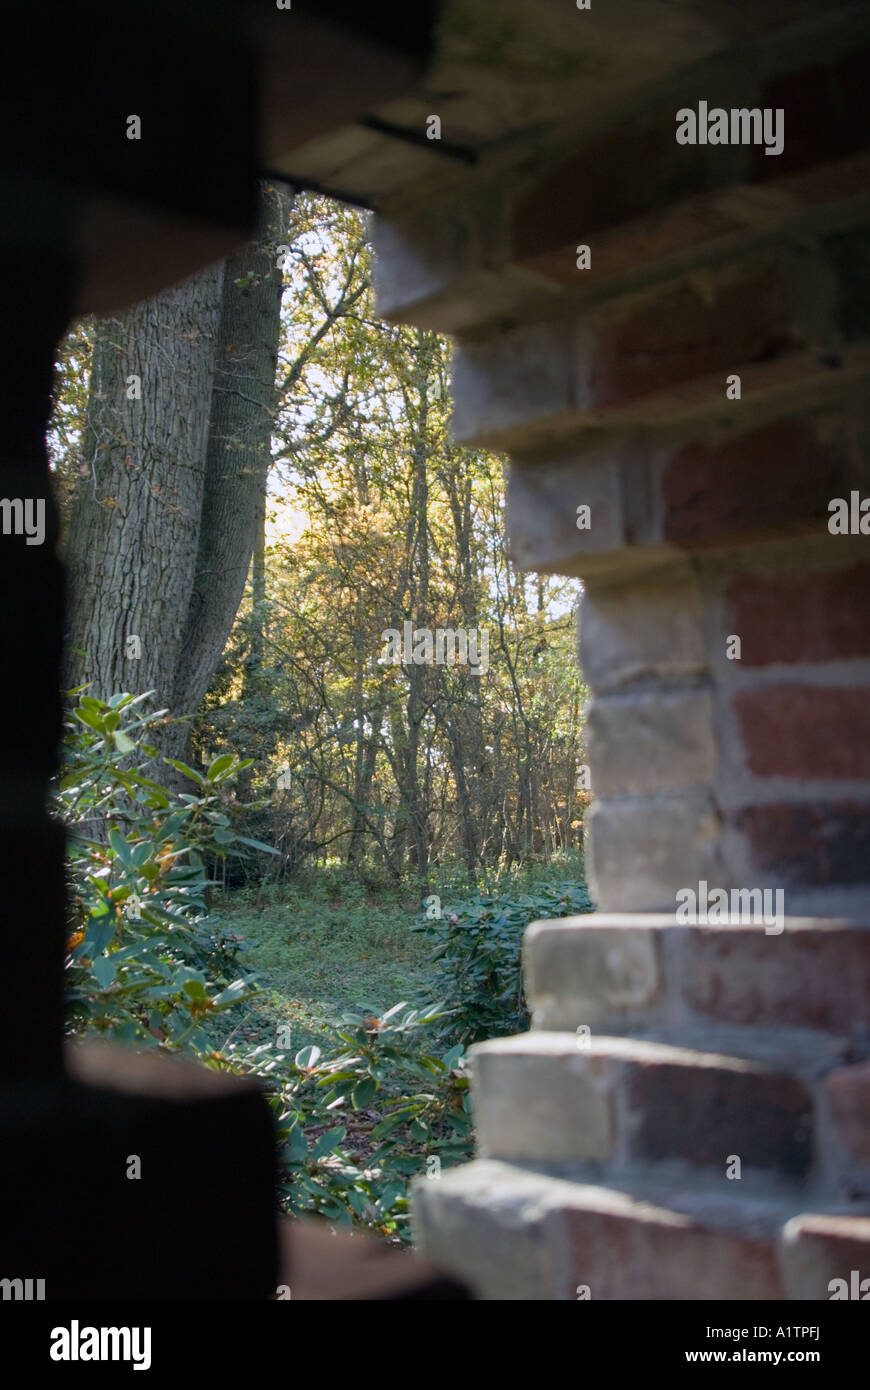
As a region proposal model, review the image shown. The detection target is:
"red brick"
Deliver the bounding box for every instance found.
[625,1057,813,1176]
[661,419,856,547]
[754,49,870,182]
[512,102,702,264]
[622,1056,811,1178]
[553,1202,783,1300]
[589,261,796,409]
[684,926,870,1032]
[734,686,870,778]
[781,1214,870,1300]
[825,1065,870,1165]
[512,42,870,285]
[737,803,870,887]
[515,157,870,290]
[516,198,744,288]
[512,40,865,269]
[728,567,870,665]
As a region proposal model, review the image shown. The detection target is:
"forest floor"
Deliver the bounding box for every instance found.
[211,855,588,1059]
[208,855,591,1192]
[213,873,433,1057]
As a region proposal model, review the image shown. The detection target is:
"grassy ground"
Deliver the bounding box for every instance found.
[211,870,431,1056]
[211,854,587,1057]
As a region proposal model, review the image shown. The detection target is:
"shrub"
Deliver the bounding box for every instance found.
[56,691,593,1243]
[57,690,273,1050]
[208,1003,472,1242]
[411,878,594,1046]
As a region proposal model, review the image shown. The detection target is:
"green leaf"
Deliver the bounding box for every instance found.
[379,1000,409,1024]
[284,1124,308,1163]
[85,915,117,957]
[234,835,279,855]
[347,1187,369,1218]
[311,1125,346,1160]
[92,955,116,988]
[74,707,105,732]
[211,979,249,1007]
[163,758,205,787]
[352,1077,377,1110]
[206,754,236,781]
[295,1044,321,1069]
[108,829,133,866]
[381,1155,421,1177]
[375,1181,405,1217]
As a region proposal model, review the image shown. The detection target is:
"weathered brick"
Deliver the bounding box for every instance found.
[587,790,724,912]
[755,48,870,183]
[511,29,835,273]
[736,803,870,887]
[727,566,870,665]
[660,418,857,547]
[514,198,744,289]
[578,569,708,694]
[585,260,798,410]
[472,1035,616,1165]
[414,1159,788,1300]
[505,449,624,573]
[371,203,483,324]
[825,1064,870,1165]
[474,1034,814,1177]
[623,1050,813,1177]
[734,686,870,779]
[511,38,869,290]
[551,1193,784,1300]
[683,924,870,1032]
[525,916,662,1032]
[412,1161,560,1300]
[450,318,574,448]
[512,101,704,268]
[585,688,716,798]
[780,1213,870,1300]
[514,156,870,292]
[371,190,557,334]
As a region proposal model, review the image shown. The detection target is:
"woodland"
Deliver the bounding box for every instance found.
[51,186,593,1239]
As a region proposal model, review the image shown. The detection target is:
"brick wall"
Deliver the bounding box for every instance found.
[371,0,870,1298]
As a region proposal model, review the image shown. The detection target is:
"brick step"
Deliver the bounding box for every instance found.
[459,338,870,455]
[471,1033,816,1185]
[472,1029,870,1199]
[412,1159,870,1300]
[524,914,870,1042]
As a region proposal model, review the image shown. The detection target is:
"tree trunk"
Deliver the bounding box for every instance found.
[65,266,225,708]
[170,186,291,753]
[65,184,290,782]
